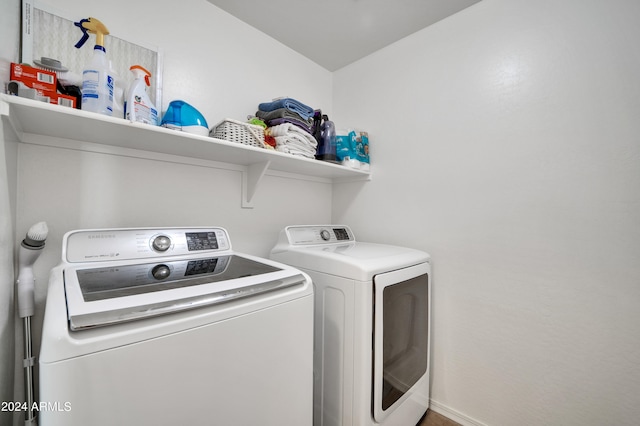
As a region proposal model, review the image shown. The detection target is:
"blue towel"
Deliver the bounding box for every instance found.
[258,98,314,121]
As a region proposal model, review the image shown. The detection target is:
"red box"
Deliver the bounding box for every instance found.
[11,63,76,108]
[40,90,77,109]
[10,62,57,92]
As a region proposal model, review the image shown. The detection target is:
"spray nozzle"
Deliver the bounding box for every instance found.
[130,65,152,87]
[74,17,110,49]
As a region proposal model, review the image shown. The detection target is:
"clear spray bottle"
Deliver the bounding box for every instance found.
[74,17,114,116]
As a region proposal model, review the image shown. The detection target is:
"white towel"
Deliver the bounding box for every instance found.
[275,136,316,158]
[275,147,316,158]
[275,134,315,152]
[267,122,318,158]
[267,123,318,148]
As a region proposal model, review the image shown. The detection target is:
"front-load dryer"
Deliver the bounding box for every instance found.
[270,225,431,426]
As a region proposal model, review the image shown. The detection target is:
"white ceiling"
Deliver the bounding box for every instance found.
[207,0,481,71]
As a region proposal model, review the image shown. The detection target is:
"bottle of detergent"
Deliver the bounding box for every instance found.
[124,65,158,125]
[74,17,113,116]
[316,115,338,163]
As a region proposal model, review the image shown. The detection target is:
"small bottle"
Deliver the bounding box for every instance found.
[316,115,338,163]
[124,65,158,125]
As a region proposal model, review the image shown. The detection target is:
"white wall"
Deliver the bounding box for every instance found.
[1,1,21,424]
[332,0,640,425]
[5,0,334,423]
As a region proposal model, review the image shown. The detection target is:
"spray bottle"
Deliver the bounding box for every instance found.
[124,65,158,125]
[74,17,114,116]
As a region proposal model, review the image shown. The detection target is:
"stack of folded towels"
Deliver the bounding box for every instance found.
[257,97,318,158]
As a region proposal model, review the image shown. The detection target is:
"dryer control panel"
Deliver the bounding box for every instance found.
[64,227,231,263]
[285,225,354,245]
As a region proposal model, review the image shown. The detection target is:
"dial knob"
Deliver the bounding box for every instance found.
[320,229,331,241]
[151,264,171,280]
[152,235,171,252]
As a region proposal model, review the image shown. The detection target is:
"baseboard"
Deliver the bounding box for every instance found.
[429,399,487,426]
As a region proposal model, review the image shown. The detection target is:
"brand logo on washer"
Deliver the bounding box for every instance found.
[87,234,116,239]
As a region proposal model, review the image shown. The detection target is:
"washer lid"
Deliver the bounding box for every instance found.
[64,253,307,330]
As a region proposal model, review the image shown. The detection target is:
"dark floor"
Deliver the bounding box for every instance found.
[418,409,462,426]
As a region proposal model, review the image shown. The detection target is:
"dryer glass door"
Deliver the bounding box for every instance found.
[372,262,430,422]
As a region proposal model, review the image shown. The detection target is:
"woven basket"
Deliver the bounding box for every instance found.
[210,118,265,148]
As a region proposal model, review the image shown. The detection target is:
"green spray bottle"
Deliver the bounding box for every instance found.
[75,17,113,115]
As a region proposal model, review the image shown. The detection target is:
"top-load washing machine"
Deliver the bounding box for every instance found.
[270,225,431,426]
[39,227,313,426]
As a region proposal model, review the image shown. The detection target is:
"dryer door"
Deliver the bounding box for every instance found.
[372,262,430,423]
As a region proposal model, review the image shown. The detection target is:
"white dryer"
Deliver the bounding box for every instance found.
[39,227,313,426]
[270,225,431,426]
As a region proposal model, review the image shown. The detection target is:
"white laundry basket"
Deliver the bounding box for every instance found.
[210,118,266,148]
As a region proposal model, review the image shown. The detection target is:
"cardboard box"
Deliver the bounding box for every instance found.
[10,62,57,92]
[40,91,77,109]
[10,63,76,108]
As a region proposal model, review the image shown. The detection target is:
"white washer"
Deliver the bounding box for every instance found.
[270,225,431,426]
[39,227,313,426]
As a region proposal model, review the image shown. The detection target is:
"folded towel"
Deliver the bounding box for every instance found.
[266,122,318,148]
[258,98,314,121]
[275,138,316,158]
[266,117,313,134]
[256,108,314,133]
[275,134,315,152]
[276,147,315,158]
[256,108,313,125]
[267,122,318,158]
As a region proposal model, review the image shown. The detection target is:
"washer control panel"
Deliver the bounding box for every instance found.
[286,225,354,245]
[65,227,231,263]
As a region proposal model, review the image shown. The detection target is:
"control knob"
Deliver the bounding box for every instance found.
[151,264,171,280]
[152,235,171,252]
[320,229,331,241]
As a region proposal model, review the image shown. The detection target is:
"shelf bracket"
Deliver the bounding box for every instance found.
[242,160,271,208]
[0,98,9,118]
[0,99,22,144]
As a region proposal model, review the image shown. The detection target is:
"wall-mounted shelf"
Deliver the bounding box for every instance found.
[0,94,370,207]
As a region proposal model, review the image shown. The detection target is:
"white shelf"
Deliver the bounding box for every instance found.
[0,94,370,207]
